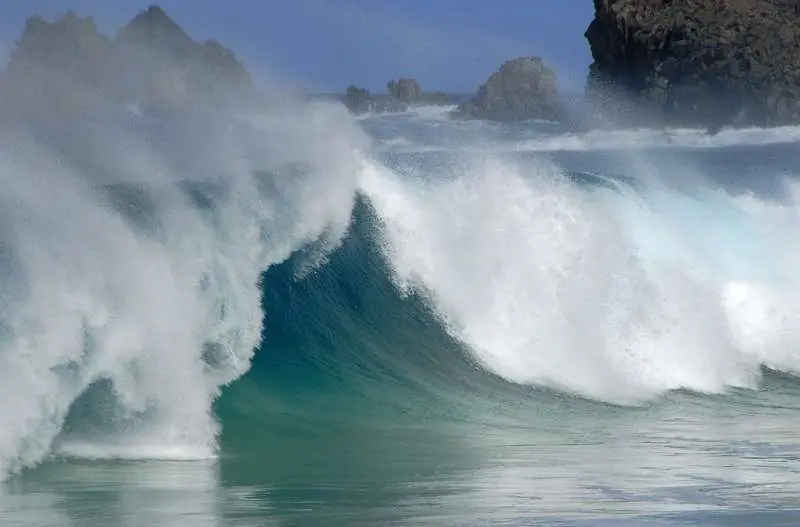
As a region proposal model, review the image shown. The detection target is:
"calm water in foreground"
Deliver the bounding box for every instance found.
[4,388,800,526]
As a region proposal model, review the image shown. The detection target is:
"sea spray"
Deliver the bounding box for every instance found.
[0,96,367,475]
[359,151,800,403]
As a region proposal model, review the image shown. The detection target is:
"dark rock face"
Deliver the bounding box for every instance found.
[2,4,251,109]
[585,0,800,128]
[344,85,370,109]
[455,57,561,121]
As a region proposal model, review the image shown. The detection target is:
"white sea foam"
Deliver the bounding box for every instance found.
[0,94,365,476]
[360,150,800,404]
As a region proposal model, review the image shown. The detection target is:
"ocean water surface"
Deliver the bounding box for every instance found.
[1,99,800,526]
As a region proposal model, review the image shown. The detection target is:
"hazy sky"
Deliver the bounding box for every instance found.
[1,1,595,93]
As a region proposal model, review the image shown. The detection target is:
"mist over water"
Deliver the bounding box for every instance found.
[0,61,369,475]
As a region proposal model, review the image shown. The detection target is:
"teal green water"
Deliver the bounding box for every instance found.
[7,389,800,526]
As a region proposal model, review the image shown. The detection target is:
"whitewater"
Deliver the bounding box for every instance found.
[362,108,800,401]
[4,95,800,525]
[0,96,365,473]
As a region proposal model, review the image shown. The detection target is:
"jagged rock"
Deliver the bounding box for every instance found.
[343,85,370,110]
[341,77,457,114]
[585,0,800,128]
[197,39,251,88]
[116,5,197,61]
[2,4,251,109]
[342,84,408,114]
[455,57,561,121]
[5,12,113,93]
[387,78,421,102]
[115,5,250,104]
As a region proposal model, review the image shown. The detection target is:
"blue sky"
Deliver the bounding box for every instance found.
[1,1,595,93]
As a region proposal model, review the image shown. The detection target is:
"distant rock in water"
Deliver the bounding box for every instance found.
[2,4,251,111]
[387,78,421,102]
[454,57,562,121]
[343,84,408,114]
[585,0,800,128]
[343,85,370,110]
[342,77,455,115]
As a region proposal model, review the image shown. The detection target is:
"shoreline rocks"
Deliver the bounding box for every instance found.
[584,0,800,129]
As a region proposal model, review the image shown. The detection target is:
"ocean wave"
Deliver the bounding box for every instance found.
[0,97,365,476]
[358,153,800,403]
[4,91,800,477]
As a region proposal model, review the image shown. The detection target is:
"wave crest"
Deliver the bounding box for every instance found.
[359,153,800,404]
[0,96,365,475]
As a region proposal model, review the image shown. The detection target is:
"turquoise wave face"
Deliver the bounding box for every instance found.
[216,197,540,429]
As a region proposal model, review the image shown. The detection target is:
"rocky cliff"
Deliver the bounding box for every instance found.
[116,5,250,102]
[455,57,561,121]
[2,5,251,109]
[585,0,800,128]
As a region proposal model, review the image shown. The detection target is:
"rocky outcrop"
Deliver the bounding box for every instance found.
[585,0,800,128]
[5,12,114,96]
[342,78,454,114]
[2,4,251,109]
[117,5,198,61]
[454,57,561,121]
[343,85,408,114]
[387,78,421,102]
[116,5,250,102]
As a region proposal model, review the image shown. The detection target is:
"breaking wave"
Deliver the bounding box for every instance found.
[2,94,800,478]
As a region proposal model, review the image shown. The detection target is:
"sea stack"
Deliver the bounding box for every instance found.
[455,56,562,121]
[584,0,800,128]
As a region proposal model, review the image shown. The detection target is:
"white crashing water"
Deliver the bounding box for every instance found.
[359,132,800,405]
[0,97,367,476]
[6,81,800,478]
